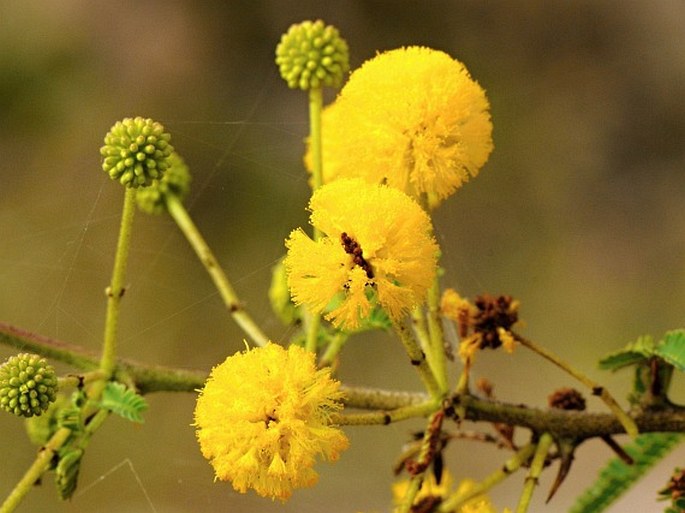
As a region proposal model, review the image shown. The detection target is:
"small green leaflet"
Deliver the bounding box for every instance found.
[654,330,685,372]
[598,330,685,372]
[598,335,655,371]
[101,382,148,423]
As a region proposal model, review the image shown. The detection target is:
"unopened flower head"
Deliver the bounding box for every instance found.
[276,20,349,90]
[136,152,191,214]
[194,343,348,501]
[285,178,439,330]
[311,47,493,206]
[100,117,174,188]
[0,353,58,417]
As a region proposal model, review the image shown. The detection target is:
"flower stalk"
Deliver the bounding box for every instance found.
[99,187,137,380]
[165,195,269,347]
[394,320,442,399]
[438,443,536,512]
[305,86,324,353]
[0,427,72,513]
[513,332,639,438]
[426,279,449,393]
[515,433,554,513]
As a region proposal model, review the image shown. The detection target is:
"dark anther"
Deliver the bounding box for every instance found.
[383,413,392,425]
[340,232,374,279]
[410,358,422,366]
[592,386,604,396]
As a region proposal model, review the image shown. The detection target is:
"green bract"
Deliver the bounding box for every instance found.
[0,353,58,417]
[136,152,191,214]
[275,20,349,90]
[100,117,174,188]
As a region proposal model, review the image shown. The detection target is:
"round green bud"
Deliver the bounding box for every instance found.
[136,152,192,214]
[0,353,58,418]
[275,19,350,90]
[100,117,174,188]
[25,394,69,446]
[268,257,301,326]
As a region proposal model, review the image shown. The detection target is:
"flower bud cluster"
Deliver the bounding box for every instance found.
[0,353,58,417]
[100,117,174,188]
[276,20,349,90]
[136,152,191,214]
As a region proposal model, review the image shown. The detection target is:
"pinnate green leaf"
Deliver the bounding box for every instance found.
[568,433,683,513]
[101,382,148,423]
[654,330,685,372]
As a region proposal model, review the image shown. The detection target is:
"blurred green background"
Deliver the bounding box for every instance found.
[1,1,684,512]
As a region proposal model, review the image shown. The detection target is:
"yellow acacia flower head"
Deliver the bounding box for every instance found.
[284,178,439,330]
[193,343,348,501]
[310,46,493,206]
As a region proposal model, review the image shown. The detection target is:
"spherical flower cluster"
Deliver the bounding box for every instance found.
[136,152,191,214]
[275,19,349,90]
[0,353,58,417]
[310,46,493,206]
[284,178,439,330]
[100,117,174,188]
[194,343,348,501]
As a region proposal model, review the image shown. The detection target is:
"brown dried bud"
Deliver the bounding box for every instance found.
[548,387,586,411]
[471,294,519,349]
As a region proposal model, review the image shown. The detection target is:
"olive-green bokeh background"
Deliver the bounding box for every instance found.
[1,2,684,512]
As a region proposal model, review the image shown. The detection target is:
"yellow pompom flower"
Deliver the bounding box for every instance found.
[193,343,348,501]
[310,46,493,206]
[284,178,439,330]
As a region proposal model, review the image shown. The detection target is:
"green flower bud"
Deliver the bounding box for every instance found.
[136,152,191,214]
[25,394,69,446]
[100,117,174,188]
[0,353,58,417]
[55,447,84,500]
[275,20,349,90]
[268,257,301,325]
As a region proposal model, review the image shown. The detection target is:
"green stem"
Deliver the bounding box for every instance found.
[393,320,442,399]
[166,195,269,347]
[305,310,321,354]
[0,427,72,513]
[514,332,639,438]
[516,433,554,513]
[438,443,536,512]
[426,278,449,393]
[308,86,324,192]
[305,86,324,353]
[99,187,137,380]
[57,370,107,390]
[0,322,100,371]
[2,324,685,436]
[340,385,429,410]
[319,331,348,368]
[397,476,423,513]
[410,307,431,352]
[334,400,437,426]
